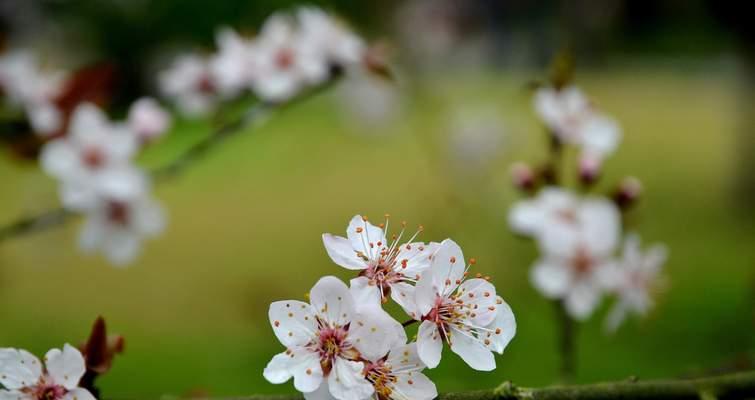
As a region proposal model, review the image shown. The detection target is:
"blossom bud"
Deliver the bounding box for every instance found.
[579,155,602,185]
[613,176,643,210]
[128,97,172,143]
[510,162,535,192]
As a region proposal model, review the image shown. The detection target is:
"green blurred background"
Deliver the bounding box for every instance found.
[1,0,754,397]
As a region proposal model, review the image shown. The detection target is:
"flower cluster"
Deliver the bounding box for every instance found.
[0,50,67,136]
[264,215,517,399]
[509,80,667,331]
[159,7,367,115]
[40,100,171,265]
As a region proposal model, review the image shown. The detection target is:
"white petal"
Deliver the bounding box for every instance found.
[393,242,437,276]
[456,279,498,327]
[483,297,516,354]
[414,271,436,319]
[430,239,465,296]
[291,350,324,393]
[78,214,106,253]
[327,358,373,400]
[40,141,80,179]
[263,352,294,384]
[0,349,42,389]
[59,181,98,212]
[530,258,572,298]
[392,371,437,400]
[579,199,621,257]
[309,276,354,327]
[269,300,317,347]
[132,196,166,237]
[386,343,425,371]
[0,391,33,400]
[102,125,138,163]
[61,388,96,400]
[448,326,495,371]
[565,281,602,320]
[45,344,86,390]
[95,168,147,203]
[303,381,335,400]
[508,200,544,237]
[322,234,366,270]
[346,215,386,261]
[69,103,108,141]
[348,277,381,312]
[102,230,142,266]
[416,321,442,369]
[580,113,621,158]
[350,309,405,362]
[388,281,417,317]
[604,301,628,333]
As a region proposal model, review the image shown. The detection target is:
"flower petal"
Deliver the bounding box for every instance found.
[416,321,442,369]
[322,234,366,270]
[565,281,602,320]
[389,281,417,317]
[530,258,572,298]
[448,326,495,371]
[40,141,79,180]
[394,242,438,276]
[269,300,317,347]
[309,276,354,327]
[346,215,385,261]
[303,381,335,400]
[350,308,405,362]
[392,371,437,400]
[483,297,516,354]
[327,358,373,400]
[456,278,498,327]
[430,239,465,297]
[0,390,33,400]
[45,344,86,390]
[414,271,436,319]
[0,348,42,389]
[61,388,96,400]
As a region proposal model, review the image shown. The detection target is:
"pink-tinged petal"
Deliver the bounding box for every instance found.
[414,271,436,319]
[322,234,366,270]
[40,141,79,179]
[431,239,465,296]
[565,281,602,320]
[456,279,498,327]
[346,215,385,261]
[269,300,317,347]
[416,321,442,369]
[448,326,495,371]
[0,349,42,389]
[530,258,572,298]
[389,281,417,317]
[45,344,86,390]
[483,297,516,354]
[350,309,405,362]
[61,388,95,400]
[303,381,334,400]
[309,276,354,327]
[327,358,373,400]
[392,371,437,400]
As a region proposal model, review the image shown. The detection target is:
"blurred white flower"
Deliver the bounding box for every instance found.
[413,239,516,371]
[78,190,165,266]
[363,342,437,400]
[534,85,621,165]
[297,7,365,68]
[41,103,141,211]
[604,234,668,332]
[508,187,576,237]
[263,276,404,400]
[158,53,217,116]
[127,97,172,142]
[0,49,66,135]
[250,13,328,102]
[528,193,621,320]
[323,215,438,316]
[209,28,258,98]
[0,344,95,400]
[336,71,401,128]
[447,107,506,173]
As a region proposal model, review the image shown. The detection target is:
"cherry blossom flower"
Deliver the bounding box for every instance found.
[529,195,621,320]
[604,234,668,332]
[209,28,258,98]
[263,276,404,400]
[0,49,66,135]
[78,190,165,266]
[158,53,217,116]
[250,12,329,102]
[508,187,577,238]
[40,103,141,211]
[127,97,172,143]
[362,342,437,400]
[413,239,516,371]
[0,344,96,400]
[322,215,438,316]
[297,7,365,68]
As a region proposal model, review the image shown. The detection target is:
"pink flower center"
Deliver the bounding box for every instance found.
[275,48,295,70]
[312,326,355,375]
[106,201,130,225]
[81,147,105,169]
[365,360,396,400]
[30,382,66,400]
[571,247,594,275]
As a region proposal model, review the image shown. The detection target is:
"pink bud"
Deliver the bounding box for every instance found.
[510,162,535,191]
[128,97,172,142]
[614,176,643,210]
[579,155,602,185]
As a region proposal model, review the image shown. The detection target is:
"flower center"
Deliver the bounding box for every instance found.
[365,361,396,400]
[571,247,593,275]
[81,146,105,169]
[31,383,66,400]
[106,201,130,225]
[314,326,355,375]
[275,48,295,69]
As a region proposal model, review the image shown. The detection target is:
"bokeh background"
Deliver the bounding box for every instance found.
[1,0,754,397]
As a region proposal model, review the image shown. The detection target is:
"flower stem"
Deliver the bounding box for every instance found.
[553,300,576,383]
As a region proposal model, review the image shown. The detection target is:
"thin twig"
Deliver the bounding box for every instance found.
[553,300,576,383]
[0,76,339,244]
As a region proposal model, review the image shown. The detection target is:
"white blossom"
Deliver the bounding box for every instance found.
[127,97,172,142]
[0,344,96,400]
[413,239,516,371]
[263,276,404,400]
[158,53,217,116]
[297,7,365,68]
[528,193,621,320]
[322,215,438,316]
[41,103,142,211]
[209,28,258,98]
[604,234,668,332]
[362,342,437,400]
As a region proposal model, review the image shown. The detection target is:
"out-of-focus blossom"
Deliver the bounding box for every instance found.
[0,50,66,135]
[78,190,165,266]
[322,215,437,315]
[613,176,643,210]
[0,344,96,400]
[510,162,536,192]
[604,234,667,332]
[508,187,576,238]
[336,70,401,128]
[447,107,506,173]
[250,13,328,102]
[528,194,621,319]
[263,276,403,400]
[41,103,141,211]
[363,342,437,400]
[297,7,365,68]
[413,239,516,371]
[209,28,258,98]
[158,53,217,116]
[127,97,172,142]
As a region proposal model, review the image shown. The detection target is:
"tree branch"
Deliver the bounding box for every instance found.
[229,371,755,400]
